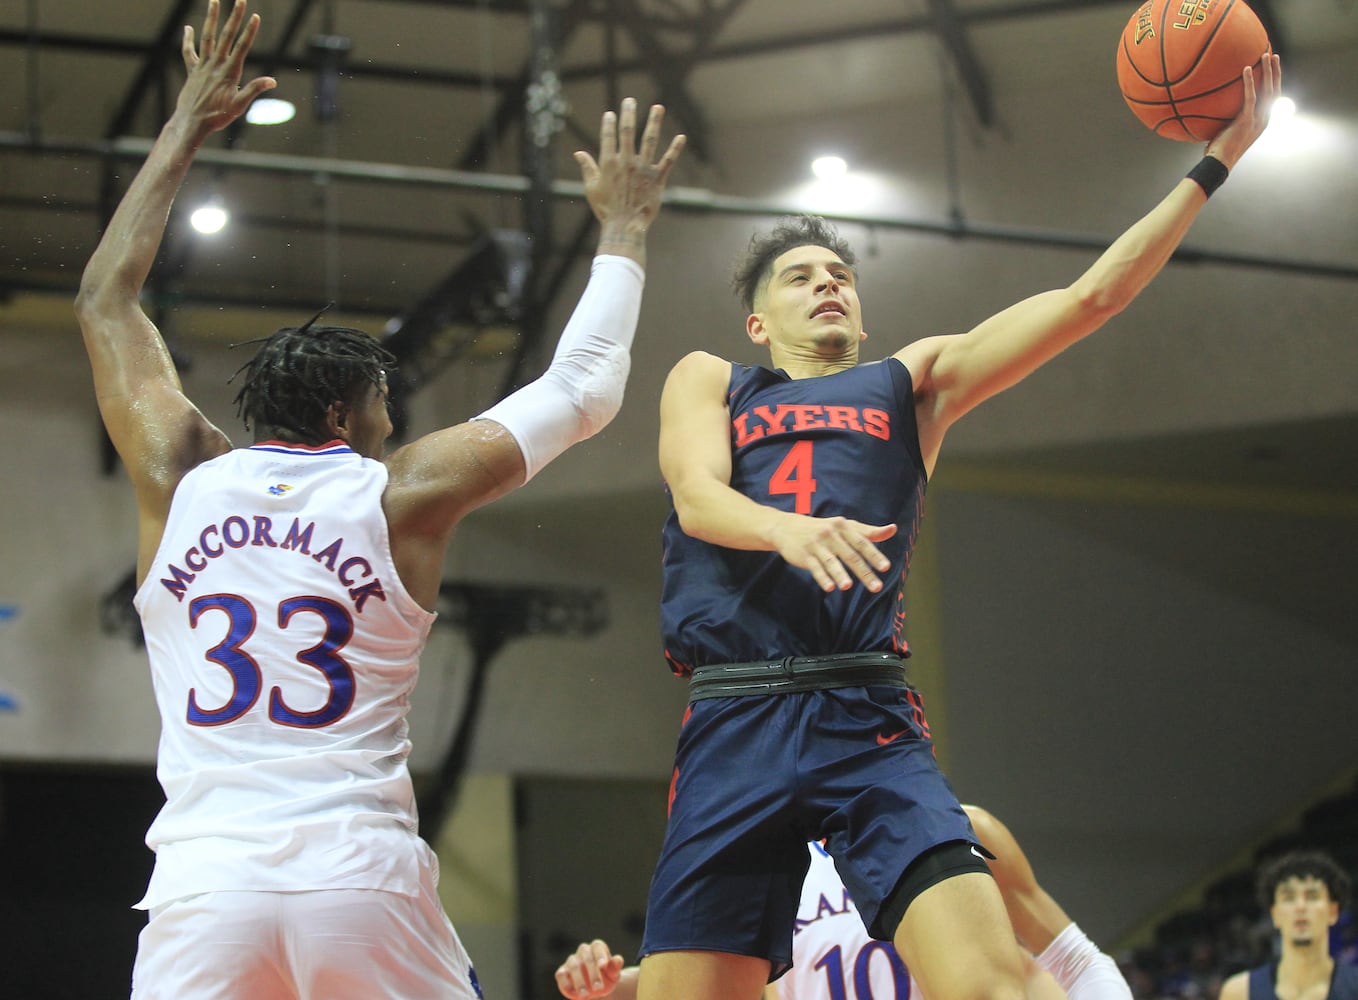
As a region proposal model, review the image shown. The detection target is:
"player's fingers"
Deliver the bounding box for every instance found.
[1240,63,1257,115]
[830,539,882,591]
[574,150,599,185]
[228,11,262,73]
[812,546,854,591]
[804,555,838,593]
[860,522,899,543]
[847,526,894,572]
[597,109,617,161]
[555,955,589,997]
[200,0,220,61]
[618,97,638,159]
[218,0,247,57]
[182,25,198,68]
[638,104,664,164]
[231,76,276,117]
[839,547,885,592]
[653,134,687,185]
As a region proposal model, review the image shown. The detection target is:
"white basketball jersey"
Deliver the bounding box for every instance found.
[133,441,437,910]
[781,842,919,1000]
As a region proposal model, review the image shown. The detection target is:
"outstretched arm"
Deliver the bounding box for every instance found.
[659,350,897,593]
[73,0,276,580]
[900,54,1281,473]
[964,805,1074,954]
[383,100,684,608]
[964,805,1133,1000]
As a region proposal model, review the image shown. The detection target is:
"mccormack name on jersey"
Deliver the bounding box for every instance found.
[158,514,387,613]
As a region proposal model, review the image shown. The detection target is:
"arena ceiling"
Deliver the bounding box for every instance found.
[4,0,1356,361]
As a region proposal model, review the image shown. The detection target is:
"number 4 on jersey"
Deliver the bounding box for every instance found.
[769,440,817,514]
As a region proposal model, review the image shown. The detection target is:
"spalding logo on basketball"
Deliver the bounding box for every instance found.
[1116,0,1270,141]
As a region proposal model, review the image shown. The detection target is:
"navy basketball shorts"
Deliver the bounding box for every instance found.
[639,683,978,977]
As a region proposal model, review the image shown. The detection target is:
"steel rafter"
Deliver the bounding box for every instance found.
[103,0,199,141]
[923,0,994,128]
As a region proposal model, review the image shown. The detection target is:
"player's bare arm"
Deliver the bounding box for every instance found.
[965,805,1074,955]
[660,350,895,593]
[74,0,275,580]
[383,99,685,608]
[899,54,1280,472]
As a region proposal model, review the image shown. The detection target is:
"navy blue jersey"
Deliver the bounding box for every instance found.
[1248,962,1358,1000]
[660,358,927,675]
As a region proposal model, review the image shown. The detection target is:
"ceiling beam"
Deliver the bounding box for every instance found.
[923,0,995,128]
[0,0,1144,104]
[103,0,198,140]
[456,0,592,171]
[4,130,1355,285]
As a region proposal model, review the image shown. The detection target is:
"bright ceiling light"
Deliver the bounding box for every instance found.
[1270,96,1296,123]
[190,203,229,235]
[811,155,848,180]
[246,97,296,125]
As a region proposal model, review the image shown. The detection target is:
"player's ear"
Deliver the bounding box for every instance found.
[324,400,350,440]
[746,311,768,345]
[859,328,868,343]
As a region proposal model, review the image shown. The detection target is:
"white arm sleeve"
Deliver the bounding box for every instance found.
[473,254,644,482]
[1036,923,1133,1000]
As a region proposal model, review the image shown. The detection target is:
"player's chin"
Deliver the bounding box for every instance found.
[814,329,856,353]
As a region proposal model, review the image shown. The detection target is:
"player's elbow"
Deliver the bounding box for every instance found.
[74,271,132,326]
[567,345,631,438]
[1068,282,1126,326]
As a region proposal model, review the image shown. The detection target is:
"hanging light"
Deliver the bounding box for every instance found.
[190,201,229,235]
[246,97,297,125]
[811,155,848,180]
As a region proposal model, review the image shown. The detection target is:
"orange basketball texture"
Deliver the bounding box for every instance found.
[1116,0,1270,141]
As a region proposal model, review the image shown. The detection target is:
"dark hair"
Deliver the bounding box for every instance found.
[732,215,857,313]
[231,316,396,443]
[1255,849,1352,910]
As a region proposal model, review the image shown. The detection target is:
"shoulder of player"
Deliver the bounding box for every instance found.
[662,350,732,404]
[381,418,526,516]
[1219,968,1251,1000]
[668,349,731,381]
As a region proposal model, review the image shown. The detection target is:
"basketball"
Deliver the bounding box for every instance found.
[1116,0,1270,141]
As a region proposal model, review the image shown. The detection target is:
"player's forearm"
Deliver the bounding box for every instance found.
[1067,177,1204,320]
[474,255,643,481]
[670,476,793,552]
[76,116,203,310]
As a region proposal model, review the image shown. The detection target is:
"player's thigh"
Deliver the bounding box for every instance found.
[637,950,771,1000]
[891,872,1026,1000]
[286,887,481,1000]
[131,893,293,1000]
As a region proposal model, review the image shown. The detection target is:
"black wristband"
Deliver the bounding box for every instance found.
[1186,155,1229,197]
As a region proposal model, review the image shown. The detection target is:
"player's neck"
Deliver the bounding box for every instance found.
[1277,939,1333,982]
[769,344,858,380]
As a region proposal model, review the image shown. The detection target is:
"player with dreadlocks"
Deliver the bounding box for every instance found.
[229,312,399,444]
[73,2,684,998]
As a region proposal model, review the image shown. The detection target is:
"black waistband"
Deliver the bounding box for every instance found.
[688,652,909,701]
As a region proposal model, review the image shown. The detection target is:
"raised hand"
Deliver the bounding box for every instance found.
[1205,52,1282,168]
[176,0,277,141]
[575,98,686,261]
